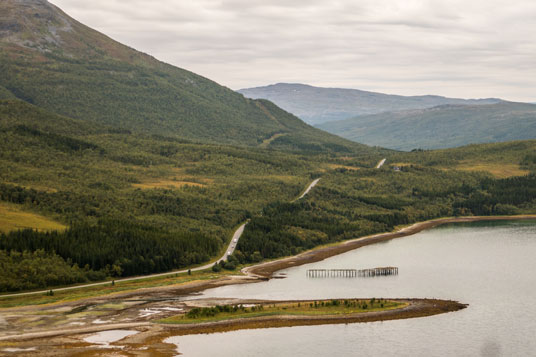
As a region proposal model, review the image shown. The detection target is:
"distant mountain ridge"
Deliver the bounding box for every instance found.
[318,102,536,151]
[0,0,365,153]
[238,83,503,125]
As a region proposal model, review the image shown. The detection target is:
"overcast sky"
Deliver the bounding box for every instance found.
[50,0,535,102]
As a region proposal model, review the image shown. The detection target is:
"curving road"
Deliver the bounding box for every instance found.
[375,158,386,169]
[1,178,321,298]
[297,178,320,200]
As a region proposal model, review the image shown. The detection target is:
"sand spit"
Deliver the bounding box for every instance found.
[0,298,465,356]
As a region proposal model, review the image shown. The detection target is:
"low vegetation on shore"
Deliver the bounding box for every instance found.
[0,269,241,308]
[150,298,467,338]
[160,299,404,325]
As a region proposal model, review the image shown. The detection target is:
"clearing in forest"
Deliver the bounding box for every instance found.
[0,202,66,233]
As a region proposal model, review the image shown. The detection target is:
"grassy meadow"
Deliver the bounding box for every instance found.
[0,202,66,233]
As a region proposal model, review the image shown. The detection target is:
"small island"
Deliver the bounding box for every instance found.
[0,296,466,356]
[162,298,403,325]
[156,298,466,336]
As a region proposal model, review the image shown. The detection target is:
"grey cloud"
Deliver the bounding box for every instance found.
[49,0,536,102]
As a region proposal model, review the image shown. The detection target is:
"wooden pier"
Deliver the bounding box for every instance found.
[306,267,398,278]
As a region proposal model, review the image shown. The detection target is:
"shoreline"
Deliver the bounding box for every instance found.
[1,215,534,307]
[0,215,533,346]
[0,296,464,342]
[2,215,534,310]
[92,215,536,302]
[0,298,466,356]
[156,298,466,336]
[1,215,531,354]
[242,215,536,278]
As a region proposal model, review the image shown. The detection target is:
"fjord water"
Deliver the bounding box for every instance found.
[169,220,536,356]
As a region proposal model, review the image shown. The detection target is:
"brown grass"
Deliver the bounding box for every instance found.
[326,164,361,171]
[251,175,298,183]
[260,133,287,148]
[455,163,529,178]
[389,162,411,167]
[0,202,66,233]
[132,179,206,189]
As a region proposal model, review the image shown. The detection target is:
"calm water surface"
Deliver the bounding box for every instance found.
[168,220,536,356]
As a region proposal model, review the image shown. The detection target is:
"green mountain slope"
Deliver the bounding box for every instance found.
[1,98,535,292]
[0,86,16,100]
[239,83,502,125]
[1,2,535,294]
[318,102,536,151]
[0,0,362,153]
[0,98,382,290]
[0,99,113,135]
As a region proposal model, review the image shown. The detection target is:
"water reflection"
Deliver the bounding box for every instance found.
[170,220,536,356]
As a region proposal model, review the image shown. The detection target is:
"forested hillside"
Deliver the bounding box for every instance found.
[0,99,382,291]
[319,102,536,150]
[235,162,536,262]
[0,98,535,292]
[0,1,535,294]
[0,0,362,152]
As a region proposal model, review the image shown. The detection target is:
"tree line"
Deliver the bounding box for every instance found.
[0,219,221,291]
[235,171,536,263]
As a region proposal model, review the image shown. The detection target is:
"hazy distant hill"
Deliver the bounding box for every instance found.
[0,0,364,153]
[318,102,536,151]
[238,83,502,125]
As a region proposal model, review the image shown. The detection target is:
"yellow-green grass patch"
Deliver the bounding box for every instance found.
[251,175,301,183]
[0,202,66,233]
[455,163,529,178]
[326,164,361,171]
[260,133,287,148]
[98,303,128,310]
[0,269,240,308]
[132,179,206,189]
[389,162,412,167]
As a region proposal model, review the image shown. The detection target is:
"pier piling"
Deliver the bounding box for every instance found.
[306,267,398,278]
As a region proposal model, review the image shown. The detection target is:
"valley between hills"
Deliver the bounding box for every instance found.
[0,1,536,355]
